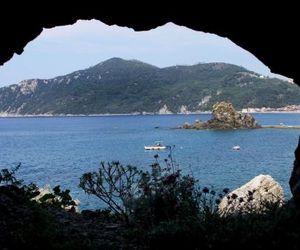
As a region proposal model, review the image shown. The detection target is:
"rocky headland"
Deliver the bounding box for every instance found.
[181,101,261,129]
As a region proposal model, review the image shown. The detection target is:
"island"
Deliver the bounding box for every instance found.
[180,102,261,129]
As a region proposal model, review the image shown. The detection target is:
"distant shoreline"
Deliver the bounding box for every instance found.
[1,111,300,118]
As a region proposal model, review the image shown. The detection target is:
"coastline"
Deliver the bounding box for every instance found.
[1,110,300,118]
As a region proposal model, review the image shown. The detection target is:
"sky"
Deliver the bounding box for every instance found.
[0,20,287,87]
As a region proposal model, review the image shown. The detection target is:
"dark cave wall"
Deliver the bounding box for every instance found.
[0,4,299,84]
[1,4,300,206]
[290,138,300,206]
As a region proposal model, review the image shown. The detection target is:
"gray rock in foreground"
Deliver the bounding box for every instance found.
[218,174,284,216]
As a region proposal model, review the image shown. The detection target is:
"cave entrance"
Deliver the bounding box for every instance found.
[0,20,298,210]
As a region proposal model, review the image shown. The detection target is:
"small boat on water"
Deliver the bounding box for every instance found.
[144,141,166,150]
[232,145,240,150]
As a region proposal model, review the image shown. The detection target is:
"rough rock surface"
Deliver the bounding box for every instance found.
[181,102,261,129]
[218,174,284,216]
[289,136,300,207]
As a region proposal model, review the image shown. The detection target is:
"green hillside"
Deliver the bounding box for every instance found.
[0,57,299,115]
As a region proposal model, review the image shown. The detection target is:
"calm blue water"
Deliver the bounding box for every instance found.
[0,113,299,210]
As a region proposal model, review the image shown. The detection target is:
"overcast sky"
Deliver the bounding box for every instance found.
[0,20,286,87]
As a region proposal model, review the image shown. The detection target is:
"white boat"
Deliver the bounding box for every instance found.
[232,145,240,150]
[144,141,166,150]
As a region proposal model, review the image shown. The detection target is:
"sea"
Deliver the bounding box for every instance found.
[0,113,299,210]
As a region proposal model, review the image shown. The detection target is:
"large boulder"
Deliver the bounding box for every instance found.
[289,136,300,207]
[218,175,284,216]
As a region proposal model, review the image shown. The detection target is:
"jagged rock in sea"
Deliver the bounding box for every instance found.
[289,136,300,207]
[218,175,284,216]
[181,102,261,129]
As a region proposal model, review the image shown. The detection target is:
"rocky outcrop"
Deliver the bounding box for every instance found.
[218,175,284,216]
[289,136,300,207]
[181,102,261,129]
[158,104,173,114]
[32,185,80,212]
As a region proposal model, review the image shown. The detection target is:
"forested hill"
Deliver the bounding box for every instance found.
[0,57,299,115]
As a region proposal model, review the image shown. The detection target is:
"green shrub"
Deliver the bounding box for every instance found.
[79,154,215,226]
[132,158,199,227]
[79,161,141,222]
[0,163,22,186]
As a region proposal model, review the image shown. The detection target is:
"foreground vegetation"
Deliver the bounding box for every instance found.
[1,156,300,249]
